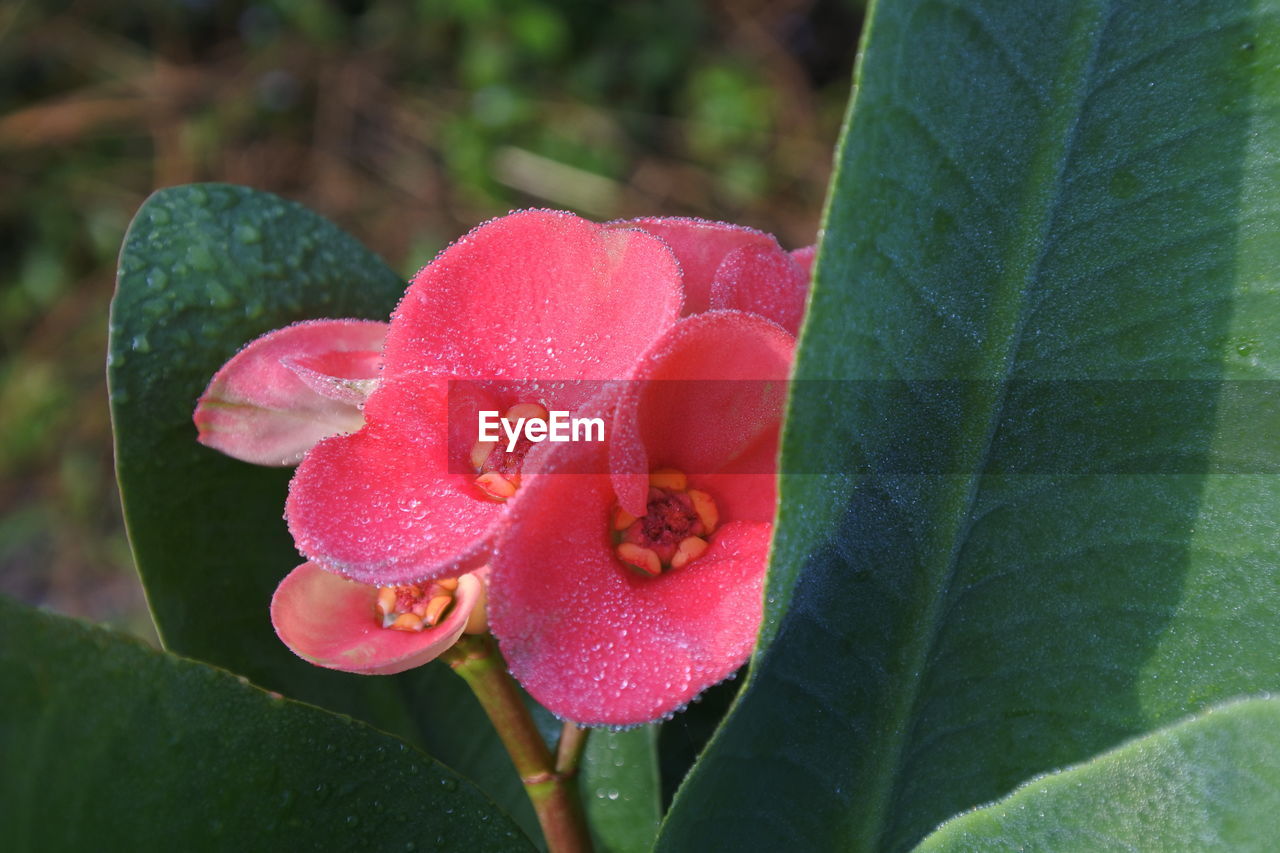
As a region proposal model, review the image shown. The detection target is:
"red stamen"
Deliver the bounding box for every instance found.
[472,402,548,500]
[375,579,460,630]
[611,469,720,576]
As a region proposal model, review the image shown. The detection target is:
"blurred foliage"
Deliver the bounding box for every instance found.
[0,0,861,638]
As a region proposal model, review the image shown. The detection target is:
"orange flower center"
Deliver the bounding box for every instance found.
[612,468,719,576]
[470,402,548,501]
[375,577,459,632]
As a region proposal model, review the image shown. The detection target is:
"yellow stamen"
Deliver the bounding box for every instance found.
[611,505,637,530]
[670,536,709,569]
[648,468,687,491]
[616,543,662,576]
[610,468,725,576]
[465,584,489,634]
[376,579,465,630]
[375,587,397,620]
[470,439,497,471]
[475,471,517,500]
[688,489,718,534]
[390,613,424,632]
[423,594,452,626]
[505,402,549,422]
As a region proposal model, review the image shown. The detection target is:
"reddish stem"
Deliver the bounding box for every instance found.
[443,635,593,853]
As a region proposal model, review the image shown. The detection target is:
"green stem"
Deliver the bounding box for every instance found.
[443,635,593,853]
[555,721,590,777]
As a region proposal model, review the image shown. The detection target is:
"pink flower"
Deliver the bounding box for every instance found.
[195,319,387,465]
[619,217,811,334]
[283,210,684,586]
[488,311,795,725]
[193,210,808,692]
[271,563,489,675]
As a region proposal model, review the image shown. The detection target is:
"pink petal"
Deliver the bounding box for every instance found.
[384,209,682,382]
[790,244,817,281]
[689,463,780,530]
[287,211,685,584]
[709,243,810,334]
[618,217,781,316]
[285,376,502,585]
[194,319,387,465]
[270,562,483,675]
[283,349,383,407]
[611,311,795,516]
[490,448,771,725]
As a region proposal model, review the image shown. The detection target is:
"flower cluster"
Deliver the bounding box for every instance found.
[195,210,809,725]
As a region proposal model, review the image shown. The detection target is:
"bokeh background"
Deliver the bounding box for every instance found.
[0,0,862,641]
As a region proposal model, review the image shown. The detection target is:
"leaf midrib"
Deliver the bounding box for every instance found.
[856,3,1112,850]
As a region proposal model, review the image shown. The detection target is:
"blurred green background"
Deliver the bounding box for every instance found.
[0,0,861,640]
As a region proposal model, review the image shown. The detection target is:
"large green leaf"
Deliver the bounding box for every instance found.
[109,184,539,841]
[662,1,1280,850]
[915,696,1280,851]
[0,596,530,852]
[579,727,662,853]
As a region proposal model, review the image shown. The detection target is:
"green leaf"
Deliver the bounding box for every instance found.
[520,701,662,851]
[915,697,1280,852]
[657,675,741,809]
[579,727,662,853]
[109,184,540,842]
[662,1,1280,850]
[0,596,531,853]
[519,694,663,852]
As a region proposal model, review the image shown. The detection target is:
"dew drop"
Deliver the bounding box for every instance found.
[207,281,235,308]
[186,243,218,272]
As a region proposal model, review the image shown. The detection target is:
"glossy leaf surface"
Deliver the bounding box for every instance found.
[662,1,1280,850]
[109,184,540,841]
[0,596,530,853]
[580,727,662,853]
[916,697,1280,852]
